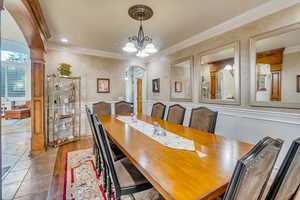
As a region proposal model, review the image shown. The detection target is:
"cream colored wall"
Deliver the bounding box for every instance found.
[147,58,170,101]
[46,50,131,103]
[170,66,191,99]
[146,3,300,113]
[45,50,147,135]
[282,52,300,103]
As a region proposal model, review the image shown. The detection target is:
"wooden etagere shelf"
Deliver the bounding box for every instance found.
[47,74,81,147]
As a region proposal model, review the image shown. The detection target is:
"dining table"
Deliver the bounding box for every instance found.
[99,114,253,200]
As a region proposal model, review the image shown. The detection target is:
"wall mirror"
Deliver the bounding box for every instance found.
[170,56,193,101]
[250,23,300,108]
[199,42,240,104]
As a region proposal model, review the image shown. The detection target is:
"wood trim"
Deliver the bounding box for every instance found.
[210,72,218,99]
[5,0,49,156]
[270,71,281,101]
[22,0,51,40]
[297,75,300,93]
[256,48,285,64]
[137,79,143,114]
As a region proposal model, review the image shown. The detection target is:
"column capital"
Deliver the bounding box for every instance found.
[30,48,46,64]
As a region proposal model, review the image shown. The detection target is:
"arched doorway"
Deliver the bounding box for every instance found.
[3,0,51,155]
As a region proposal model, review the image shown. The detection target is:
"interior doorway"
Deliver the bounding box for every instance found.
[137,79,143,114]
[124,66,146,114]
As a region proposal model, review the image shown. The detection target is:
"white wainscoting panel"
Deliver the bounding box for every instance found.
[144,100,300,168]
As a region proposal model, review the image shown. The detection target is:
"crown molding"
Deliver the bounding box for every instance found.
[47,43,129,60]
[160,0,300,56]
[284,45,300,54]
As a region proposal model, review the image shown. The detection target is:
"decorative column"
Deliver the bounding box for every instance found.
[30,48,46,155]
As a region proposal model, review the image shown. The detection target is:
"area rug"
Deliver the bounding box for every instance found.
[64,148,106,200]
[64,148,161,200]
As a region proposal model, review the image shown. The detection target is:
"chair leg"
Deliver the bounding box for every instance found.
[129,193,136,200]
[103,167,107,192]
[107,178,112,200]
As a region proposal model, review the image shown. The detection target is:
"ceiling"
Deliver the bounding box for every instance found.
[41,0,271,55]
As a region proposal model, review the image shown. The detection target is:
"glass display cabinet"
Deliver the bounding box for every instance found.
[47,74,81,147]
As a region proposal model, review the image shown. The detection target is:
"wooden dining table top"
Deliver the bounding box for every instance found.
[99,114,253,200]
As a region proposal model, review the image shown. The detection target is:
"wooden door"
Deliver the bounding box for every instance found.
[210,72,218,99]
[137,79,143,114]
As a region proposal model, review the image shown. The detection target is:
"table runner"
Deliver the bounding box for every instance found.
[116,116,195,151]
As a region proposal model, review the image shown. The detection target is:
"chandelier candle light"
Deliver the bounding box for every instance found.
[123,5,157,57]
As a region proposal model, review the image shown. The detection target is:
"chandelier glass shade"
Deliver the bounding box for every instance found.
[123,5,157,57]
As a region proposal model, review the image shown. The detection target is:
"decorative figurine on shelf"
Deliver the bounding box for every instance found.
[57,63,72,76]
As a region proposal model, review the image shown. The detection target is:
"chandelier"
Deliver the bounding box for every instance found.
[122,5,157,57]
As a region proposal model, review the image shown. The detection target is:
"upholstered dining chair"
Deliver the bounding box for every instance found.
[115,101,132,115]
[266,138,300,200]
[93,101,111,116]
[189,107,218,133]
[223,137,283,200]
[93,114,153,200]
[166,104,186,125]
[151,102,166,120]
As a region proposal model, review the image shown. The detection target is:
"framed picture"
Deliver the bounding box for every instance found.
[297,75,300,93]
[97,78,110,93]
[175,81,182,93]
[152,78,160,93]
[257,74,267,91]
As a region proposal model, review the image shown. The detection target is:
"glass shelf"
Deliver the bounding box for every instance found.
[47,74,81,147]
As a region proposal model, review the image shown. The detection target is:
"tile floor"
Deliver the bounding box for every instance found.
[1,118,57,200]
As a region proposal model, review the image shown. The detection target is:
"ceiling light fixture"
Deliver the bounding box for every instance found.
[123,5,157,57]
[61,38,68,43]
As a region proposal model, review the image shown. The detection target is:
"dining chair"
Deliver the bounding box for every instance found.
[86,105,125,169]
[85,105,103,174]
[93,101,111,116]
[189,107,218,133]
[266,138,300,200]
[166,104,186,125]
[115,101,132,115]
[151,102,166,120]
[93,114,153,200]
[223,137,283,200]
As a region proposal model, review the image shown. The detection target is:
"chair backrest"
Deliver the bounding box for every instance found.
[92,114,122,198]
[93,101,111,116]
[223,137,283,200]
[115,101,132,115]
[189,107,218,133]
[151,102,166,120]
[85,105,101,150]
[166,104,186,125]
[266,138,300,200]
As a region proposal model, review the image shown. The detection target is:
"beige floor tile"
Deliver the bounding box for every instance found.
[2,181,22,200]
[14,175,51,198]
[2,169,29,185]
